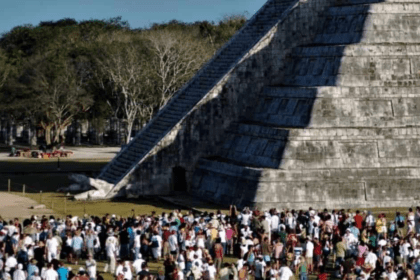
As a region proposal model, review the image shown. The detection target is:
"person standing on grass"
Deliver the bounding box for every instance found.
[46,233,58,263]
[297,256,308,280]
[304,237,314,274]
[104,231,117,274]
[150,230,163,261]
[278,261,293,280]
[71,231,83,265]
[44,263,58,280]
[56,262,68,280]
[85,254,97,280]
[168,230,178,259]
[213,238,224,273]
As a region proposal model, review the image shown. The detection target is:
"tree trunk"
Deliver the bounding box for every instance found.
[45,126,52,145]
[53,127,61,144]
[126,120,133,144]
[8,120,15,146]
[30,124,37,147]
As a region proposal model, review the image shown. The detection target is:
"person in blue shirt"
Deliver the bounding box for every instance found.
[57,262,69,280]
[395,212,405,236]
[71,232,84,265]
[349,223,360,239]
[27,259,39,280]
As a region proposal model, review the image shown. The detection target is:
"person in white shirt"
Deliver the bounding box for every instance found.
[383,251,392,269]
[5,255,17,270]
[400,239,411,263]
[132,253,144,275]
[218,227,227,254]
[241,209,252,226]
[44,264,58,280]
[271,214,279,233]
[206,261,217,280]
[305,238,314,274]
[365,212,375,227]
[386,266,398,280]
[133,230,141,261]
[85,254,97,280]
[115,261,124,278]
[151,232,163,260]
[240,226,252,238]
[168,231,178,255]
[191,255,203,271]
[46,233,59,262]
[30,271,41,280]
[365,250,378,269]
[278,263,293,280]
[344,229,358,249]
[123,261,132,280]
[104,232,118,274]
[13,264,26,280]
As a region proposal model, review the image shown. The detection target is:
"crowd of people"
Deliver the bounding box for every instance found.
[1,206,420,280]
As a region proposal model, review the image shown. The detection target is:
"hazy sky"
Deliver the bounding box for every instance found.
[1,0,268,35]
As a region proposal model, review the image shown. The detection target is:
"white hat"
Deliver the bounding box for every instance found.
[18,264,23,270]
[138,253,142,258]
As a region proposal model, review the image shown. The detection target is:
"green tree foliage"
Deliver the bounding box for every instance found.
[0,15,246,145]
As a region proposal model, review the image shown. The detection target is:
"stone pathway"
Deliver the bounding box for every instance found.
[0,192,54,220]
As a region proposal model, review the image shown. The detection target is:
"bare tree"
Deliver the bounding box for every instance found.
[32,58,93,145]
[97,43,154,143]
[145,30,212,108]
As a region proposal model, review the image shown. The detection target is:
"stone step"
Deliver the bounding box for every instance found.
[114,161,131,170]
[292,44,420,57]
[327,3,420,15]
[283,56,420,83]
[216,127,286,169]
[262,86,420,99]
[282,73,420,87]
[190,159,263,207]
[230,123,289,140]
[313,9,420,44]
[334,0,420,6]
[251,86,420,128]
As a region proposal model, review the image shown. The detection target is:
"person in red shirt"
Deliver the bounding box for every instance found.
[354,210,363,230]
[313,238,323,273]
[213,238,224,273]
[162,226,171,257]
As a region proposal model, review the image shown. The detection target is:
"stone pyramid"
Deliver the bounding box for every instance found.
[96,0,420,209]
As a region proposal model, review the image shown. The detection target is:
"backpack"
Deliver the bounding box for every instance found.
[396,216,405,228]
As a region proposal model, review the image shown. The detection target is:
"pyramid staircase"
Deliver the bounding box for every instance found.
[96,0,299,198]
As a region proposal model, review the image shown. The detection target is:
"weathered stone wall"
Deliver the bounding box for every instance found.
[192,0,420,209]
[122,0,332,198]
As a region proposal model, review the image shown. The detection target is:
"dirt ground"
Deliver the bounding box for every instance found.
[0,192,54,220]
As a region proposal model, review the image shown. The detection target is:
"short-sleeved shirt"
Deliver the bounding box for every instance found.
[57,267,68,280]
[72,236,83,250]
